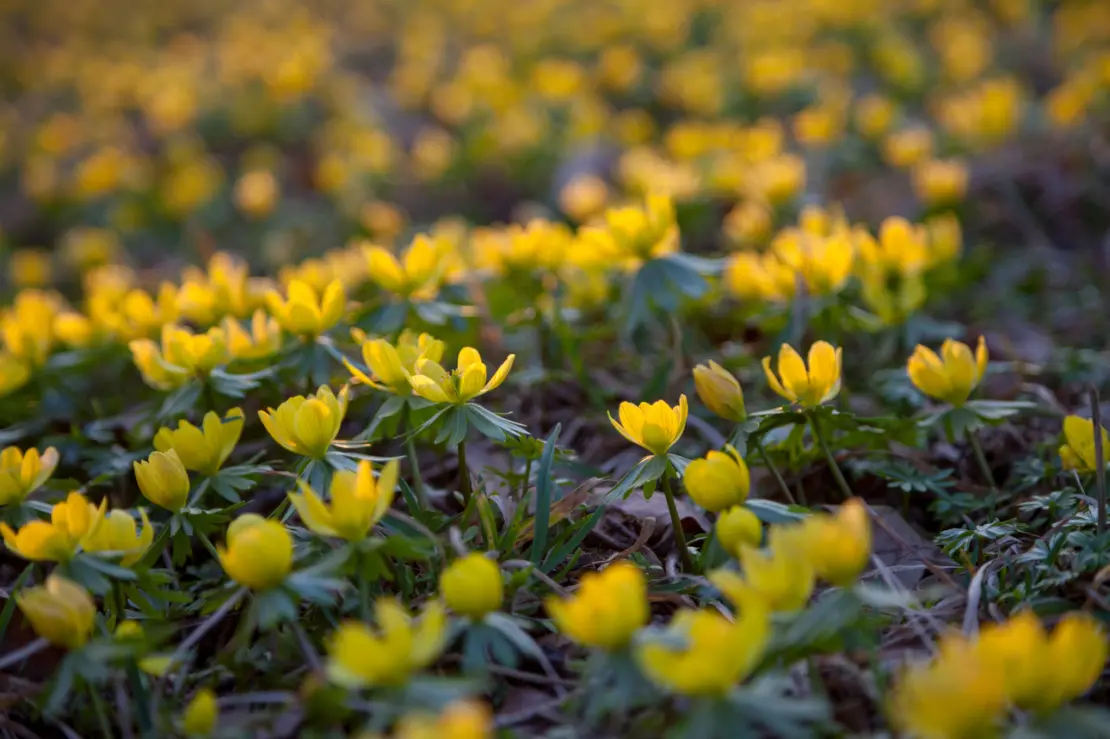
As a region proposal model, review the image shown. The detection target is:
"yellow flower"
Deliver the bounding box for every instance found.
[602,192,679,263]
[545,561,647,651]
[854,94,896,140]
[1060,415,1110,473]
[344,330,445,395]
[693,361,746,422]
[559,174,608,223]
[10,248,52,288]
[762,342,842,408]
[154,408,244,477]
[883,126,934,169]
[0,492,102,561]
[974,609,1107,713]
[0,445,60,506]
[907,337,988,406]
[393,700,493,739]
[889,636,1007,739]
[408,348,515,405]
[854,217,930,276]
[288,459,398,541]
[133,449,191,512]
[259,385,349,459]
[234,170,278,219]
[217,514,293,590]
[684,446,750,513]
[912,159,969,207]
[712,540,815,612]
[129,324,229,390]
[265,278,346,337]
[637,602,769,696]
[182,687,218,737]
[1,290,62,367]
[0,353,31,398]
[609,395,688,457]
[16,575,96,649]
[775,499,872,586]
[715,506,763,555]
[82,508,155,567]
[326,598,447,688]
[364,235,444,300]
[440,553,503,619]
[859,265,927,327]
[223,310,282,360]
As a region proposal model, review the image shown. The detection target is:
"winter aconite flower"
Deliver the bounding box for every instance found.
[715,506,763,555]
[440,553,503,620]
[711,539,815,613]
[0,492,102,561]
[259,385,349,460]
[0,353,31,398]
[762,342,842,408]
[609,395,688,457]
[683,445,750,513]
[1059,415,1110,473]
[134,449,191,512]
[288,459,398,541]
[327,598,447,688]
[82,508,155,567]
[223,310,282,361]
[545,562,648,651]
[129,324,229,389]
[16,575,96,649]
[344,330,445,395]
[692,361,746,422]
[217,514,293,591]
[364,235,444,301]
[154,408,244,477]
[907,336,988,406]
[408,347,515,405]
[773,498,872,586]
[637,599,769,696]
[0,445,60,506]
[392,700,493,739]
[181,687,218,737]
[265,278,345,337]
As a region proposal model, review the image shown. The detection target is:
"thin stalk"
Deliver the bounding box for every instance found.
[401,404,428,509]
[1092,386,1106,536]
[195,529,222,562]
[966,429,997,493]
[754,437,796,505]
[660,469,695,572]
[806,411,853,502]
[457,440,472,509]
[0,636,49,670]
[290,620,321,672]
[357,550,372,622]
[88,682,114,739]
[520,457,533,502]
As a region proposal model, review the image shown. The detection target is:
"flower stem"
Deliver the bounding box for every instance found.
[401,404,428,509]
[754,437,796,505]
[661,467,695,572]
[806,411,853,502]
[520,457,533,502]
[966,429,997,493]
[0,636,48,671]
[457,440,472,509]
[88,681,114,739]
[195,529,222,562]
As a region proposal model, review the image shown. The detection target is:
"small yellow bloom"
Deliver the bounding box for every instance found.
[855,217,930,276]
[854,94,896,140]
[912,159,969,207]
[907,337,988,406]
[684,446,750,513]
[559,174,608,223]
[774,499,872,586]
[129,324,229,390]
[715,506,763,555]
[1,289,62,366]
[609,395,688,457]
[602,193,679,263]
[693,361,746,422]
[289,459,398,541]
[440,553,503,619]
[393,700,493,739]
[16,575,96,649]
[545,561,647,651]
[82,508,155,567]
[408,348,515,405]
[344,330,445,395]
[217,514,293,590]
[0,445,60,506]
[10,248,53,288]
[234,169,278,219]
[259,385,349,459]
[0,353,31,398]
[182,687,218,737]
[1060,414,1110,472]
[364,235,444,300]
[154,408,244,477]
[326,598,447,688]
[637,602,769,696]
[223,310,282,360]
[265,278,346,337]
[133,449,191,512]
[882,126,934,169]
[53,312,95,347]
[762,342,842,408]
[0,492,102,561]
[712,540,815,612]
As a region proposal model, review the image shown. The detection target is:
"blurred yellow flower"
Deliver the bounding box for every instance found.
[154,408,244,477]
[712,539,815,613]
[265,278,346,337]
[134,449,191,512]
[855,217,929,276]
[715,506,763,555]
[408,347,514,405]
[0,492,102,561]
[774,498,872,586]
[907,337,988,406]
[326,598,447,688]
[129,324,229,390]
[16,575,96,649]
[854,94,896,140]
[259,384,349,459]
[545,562,646,651]
[182,687,218,737]
[0,446,60,506]
[217,514,293,590]
[609,395,688,457]
[9,249,53,288]
[684,446,750,513]
[345,330,445,395]
[223,310,283,360]
[234,169,279,219]
[603,193,679,263]
[1059,415,1110,473]
[0,353,31,398]
[693,361,746,422]
[912,159,969,207]
[1,290,62,366]
[364,235,444,300]
[882,126,934,169]
[440,553,503,619]
[288,459,398,541]
[392,700,492,739]
[762,341,842,408]
[559,174,609,223]
[82,508,154,567]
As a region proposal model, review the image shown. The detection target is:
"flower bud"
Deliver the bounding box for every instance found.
[693,361,746,422]
[16,575,96,648]
[715,506,762,554]
[216,514,293,590]
[133,449,190,511]
[440,553,503,619]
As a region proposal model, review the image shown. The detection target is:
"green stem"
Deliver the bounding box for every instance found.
[402,405,428,509]
[966,429,998,493]
[88,681,114,739]
[357,551,372,622]
[457,440,472,509]
[520,457,533,502]
[754,437,796,506]
[195,529,222,562]
[807,411,853,502]
[661,468,695,572]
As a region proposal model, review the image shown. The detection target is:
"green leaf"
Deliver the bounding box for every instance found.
[255,589,299,629]
[744,499,807,524]
[605,455,668,502]
[0,563,34,648]
[530,424,562,565]
[543,504,606,574]
[79,554,138,581]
